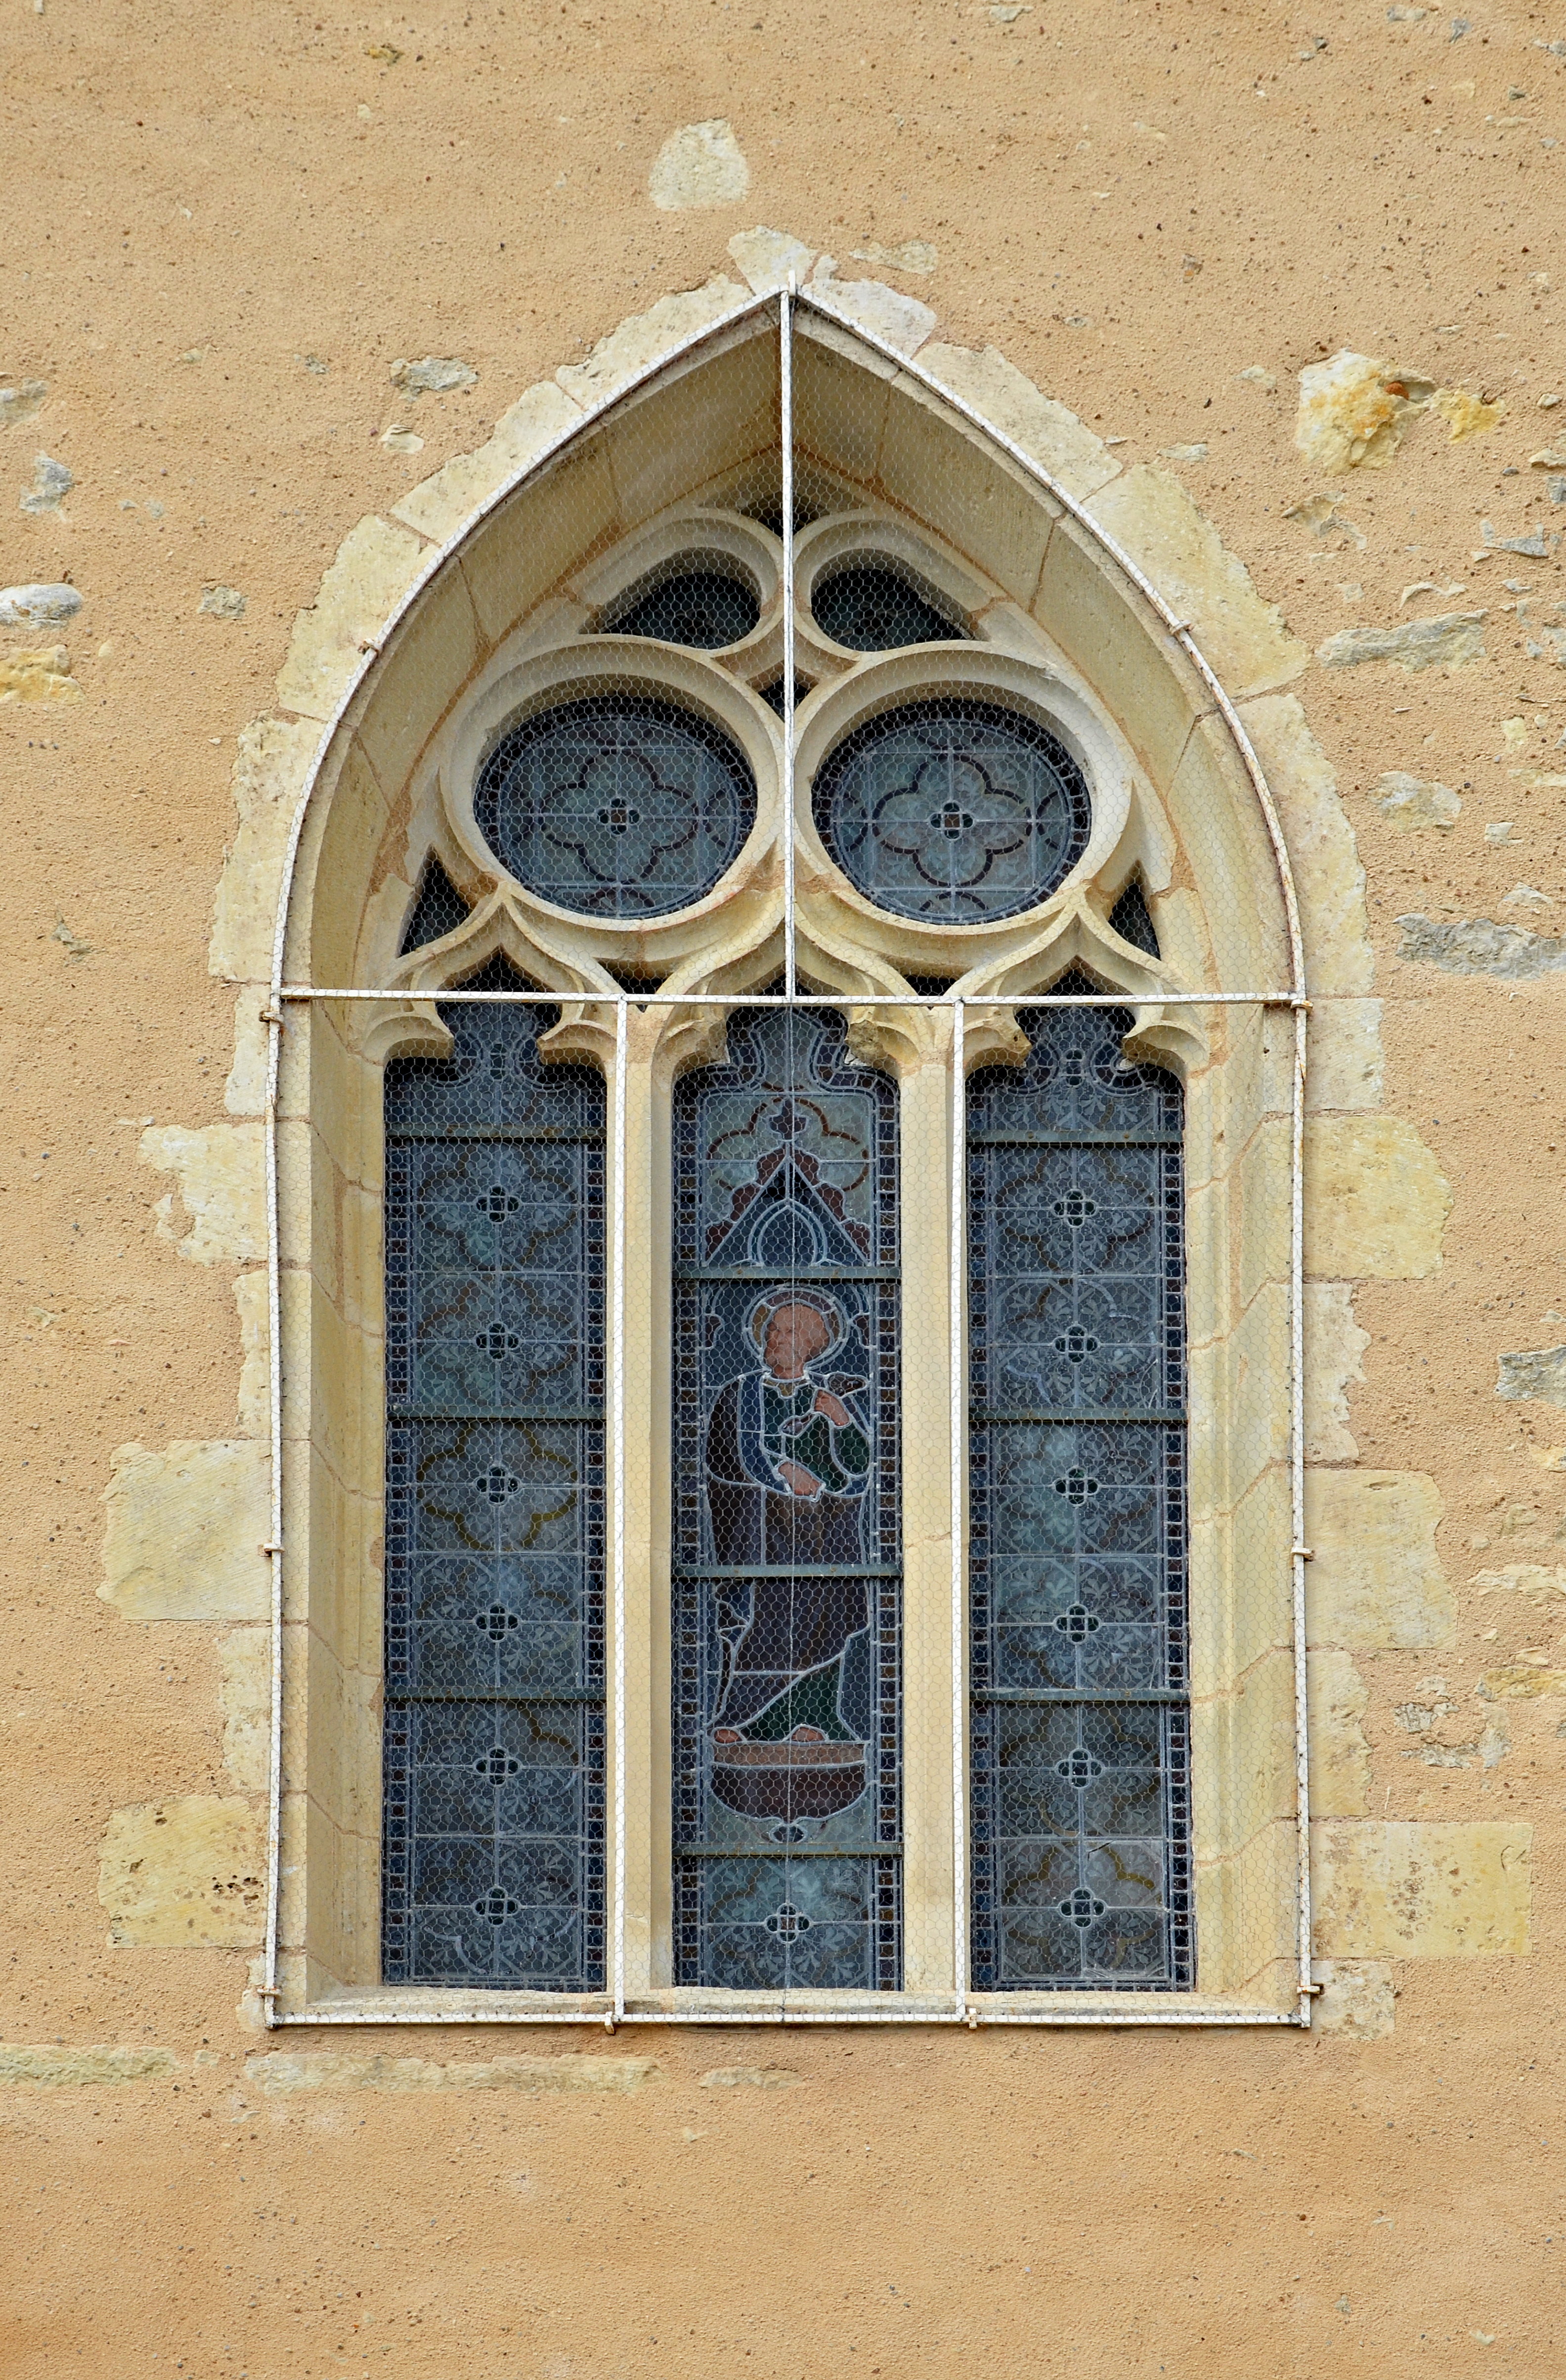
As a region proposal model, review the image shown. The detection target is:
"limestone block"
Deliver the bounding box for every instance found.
[0,643,81,702]
[234,1270,270,1435]
[1294,351,1429,472]
[811,271,936,359]
[209,713,321,986]
[100,1439,270,1623]
[1306,1470,1454,1650]
[220,1627,272,1792]
[353,560,484,797]
[99,1797,266,1948]
[0,2044,181,2086]
[1304,1282,1369,1462]
[222,988,270,1119]
[1237,694,1374,997]
[141,1120,267,1267]
[1317,613,1487,672]
[1307,1648,1372,1817]
[1306,1000,1384,1113]
[1309,1959,1395,2038]
[728,226,817,294]
[274,515,428,722]
[699,2066,802,2089]
[1312,1821,1531,1957]
[0,582,81,630]
[246,2051,659,2094]
[391,380,584,548]
[916,342,1121,501]
[1471,1562,1566,1610]
[555,277,750,411]
[1497,1344,1566,1404]
[648,120,749,211]
[1087,464,1310,699]
[1479,1664,1566,1700]
[1303,1116,1449,1279]
[1400,913,1566,980]
[1375,770,1462,831]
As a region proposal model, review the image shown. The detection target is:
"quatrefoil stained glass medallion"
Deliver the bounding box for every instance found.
[812,698,1092,924]
[474,694,757,920]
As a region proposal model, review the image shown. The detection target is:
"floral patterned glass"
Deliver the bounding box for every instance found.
[382,961,607,1990]
[812,699,1091,925]
[474,694,756,921]
[966,978,1192,1991]
[671,1004,902,1992]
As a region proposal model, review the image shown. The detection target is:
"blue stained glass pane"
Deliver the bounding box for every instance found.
[810,560,967,652]
[600,562,761,649]
[967,977,1192,1992]
[383,961,607,1991]
[812,699,1091,925]
[473,695,756,921]
[672,1005,902,1992]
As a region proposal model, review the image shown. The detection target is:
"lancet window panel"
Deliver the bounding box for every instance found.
[671,1004,902,1994]
[382,961,607,1991]
[966,981,1192,1993]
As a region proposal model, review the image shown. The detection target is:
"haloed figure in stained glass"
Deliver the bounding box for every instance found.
[706,1287,873,1823]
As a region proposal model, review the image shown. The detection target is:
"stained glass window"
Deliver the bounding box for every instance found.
[966,977,1192,1991]
[811,558,967,652]
[671,1004,902,1992]
[474,695,756,921]
[812,699,1092,925]
[382,959,607,1989]
[600,559,761,649]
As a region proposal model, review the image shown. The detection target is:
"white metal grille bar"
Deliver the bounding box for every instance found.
[780,282,797,1003]
[611,996,629,2026]
[949,998,968,2022]
[275,989,1308,1008]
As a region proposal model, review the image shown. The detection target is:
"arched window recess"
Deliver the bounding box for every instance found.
[261,283,1310,2032]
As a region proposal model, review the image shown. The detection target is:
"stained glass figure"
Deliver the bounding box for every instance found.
[399,854,470,955]
[812,699,1091,925]
[474,695,756,921]
[382,959,606,1989]
[810,558,967,652]
[600,558,761,649]
[966,975,1192,1990]
[672,1004,902,1991]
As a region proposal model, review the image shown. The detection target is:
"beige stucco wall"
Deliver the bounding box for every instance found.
[5,1,1566,2370]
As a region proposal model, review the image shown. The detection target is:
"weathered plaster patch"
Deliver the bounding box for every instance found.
[1434,386,1504,440]
[916,342,1121,501]
[274,514,427,722]
[1317,614,1487,672]
[99,1797,265,1948]
[809,265,936,357]
[1399,913,1566,980]
[391,380,583,548]
[1304,1283,1370,1462]
[1309,1959,1395,2039]
[390,356,477,400]
[1497,1346,1566,1404]
[246,2051,659,2094]
[1283,491,1367,549]
[19,453,72,513]
[648,120,750,212]
[852,239,938,277]
[1307,1648,1372,1816]
[1306,1471,1454,1650]
[555,277,750,409]
[219,1627,271,1792]
[1303,1117,1449,1278]
[100,1439,269,1623]
[0,378,47,428]
[1375,770,1462,831]
[727,226,817,296]
[1312,1821,1531,1957]
[0,643,81,702]
[1088,466,1309,698]
[698,2066,802,2090]
[0,2044,181,2086]
[141,1122,266,1267]
[209,713,321,989]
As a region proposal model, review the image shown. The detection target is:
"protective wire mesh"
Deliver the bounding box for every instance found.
[340,293,1305,2016]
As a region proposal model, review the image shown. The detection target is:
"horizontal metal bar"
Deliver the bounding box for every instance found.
[969,1131,1181,1148]
[389,1408,602,1425]
[676,1265,898,1282]
[673,1564,902,1581]
[972,1687,1185,1705]
[675,1844,903,1860]
[971,1408,1185,1426]
[387,1126,604,1144]
[269,1999,1303,2029]
[387,1689,605,1705]
[283,986,1307,1008]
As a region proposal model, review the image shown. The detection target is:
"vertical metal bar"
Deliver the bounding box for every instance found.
[1290,1001,1312,2022]
[779,283,797,1003]
[949,999,969,2019]
[612,996,629,2025]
